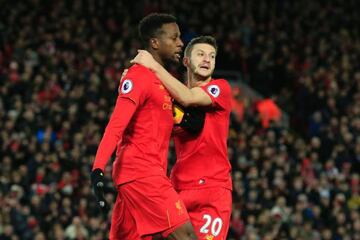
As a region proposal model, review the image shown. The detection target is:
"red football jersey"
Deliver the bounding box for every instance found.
[94,64,174,185]
[170,79,232,190]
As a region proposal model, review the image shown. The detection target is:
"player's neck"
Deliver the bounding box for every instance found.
[148,49,165,68]
[188,72,211,87]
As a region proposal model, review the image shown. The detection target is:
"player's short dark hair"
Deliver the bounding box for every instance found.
[138,13,177,48]
[184,36,218,57]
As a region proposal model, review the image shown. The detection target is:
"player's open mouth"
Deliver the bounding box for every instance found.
[175,53,181,59]
[200,65,209,70]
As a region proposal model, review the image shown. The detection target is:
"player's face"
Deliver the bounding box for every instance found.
[188,43,216,79]
[157,23,183,64]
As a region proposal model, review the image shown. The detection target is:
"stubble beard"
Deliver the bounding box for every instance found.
[189,61,212,82]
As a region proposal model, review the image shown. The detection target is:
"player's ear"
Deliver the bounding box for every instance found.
[183,56,189,67]
[150,38,159,50]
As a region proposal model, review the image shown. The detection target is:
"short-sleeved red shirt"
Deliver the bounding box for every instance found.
[171,79,232,190]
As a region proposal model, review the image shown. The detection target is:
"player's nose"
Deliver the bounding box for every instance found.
[177,38,184,48]
[203,55,211,62]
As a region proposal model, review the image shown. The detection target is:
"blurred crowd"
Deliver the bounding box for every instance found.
[0,0,359,239]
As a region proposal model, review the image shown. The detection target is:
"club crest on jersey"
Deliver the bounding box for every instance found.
[119,79,133,94]
[207,85,220,98]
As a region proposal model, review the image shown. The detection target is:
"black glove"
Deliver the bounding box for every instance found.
[173,102,205,134]
[91,168,110,215]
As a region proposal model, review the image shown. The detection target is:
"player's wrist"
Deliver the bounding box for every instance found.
[92,168,104,175]
[152,61,162,73]
[91,168,105,185]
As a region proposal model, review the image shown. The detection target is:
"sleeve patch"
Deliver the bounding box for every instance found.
[207,85,220,98]
[119,79,133,94]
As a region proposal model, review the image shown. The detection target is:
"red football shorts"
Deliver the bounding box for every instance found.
[109,190,141,240]
[178,187,232,240]
[110,175,190,239]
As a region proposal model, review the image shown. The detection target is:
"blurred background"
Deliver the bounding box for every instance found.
[0,0,359,239]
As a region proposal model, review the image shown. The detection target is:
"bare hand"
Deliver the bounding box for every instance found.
[130,50,158,71]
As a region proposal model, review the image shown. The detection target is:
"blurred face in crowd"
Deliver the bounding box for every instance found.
[322,229,332,240]
[154,23,183,65]
[185,43,216,80]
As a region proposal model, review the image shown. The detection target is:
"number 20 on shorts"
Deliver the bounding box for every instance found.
[199,214,223,236]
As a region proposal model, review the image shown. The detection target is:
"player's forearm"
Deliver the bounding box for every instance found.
[153,64,194,107]
[93,131,120,171]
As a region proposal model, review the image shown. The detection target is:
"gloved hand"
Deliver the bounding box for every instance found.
[91,168,110,215]
[173,102,205,134]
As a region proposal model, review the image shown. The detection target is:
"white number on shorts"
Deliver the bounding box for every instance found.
[199,214,223,236]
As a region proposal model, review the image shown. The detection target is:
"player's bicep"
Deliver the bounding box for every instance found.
[106,97,136,135]
[187,87,212,107]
